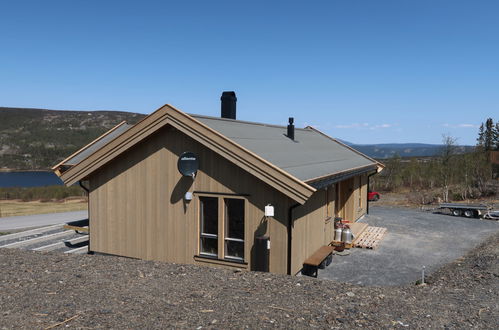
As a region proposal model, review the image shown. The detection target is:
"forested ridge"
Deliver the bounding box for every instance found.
[0,107,145,170]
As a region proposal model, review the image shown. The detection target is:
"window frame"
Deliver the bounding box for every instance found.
[223,197,245,261]
[197,193,246,263]
[199,196,219,257]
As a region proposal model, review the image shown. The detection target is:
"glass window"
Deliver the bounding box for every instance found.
[199,196,245,261]
[224,198,245,260]
[200,196,218,256]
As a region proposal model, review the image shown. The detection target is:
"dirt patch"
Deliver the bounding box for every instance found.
[1,233,497,328]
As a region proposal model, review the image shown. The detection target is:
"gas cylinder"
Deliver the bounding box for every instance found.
[341,227,353,244]
[334,227,343,241]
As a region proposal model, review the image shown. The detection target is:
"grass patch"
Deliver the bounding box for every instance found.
[0,199,87,218]
[0,185,86,201]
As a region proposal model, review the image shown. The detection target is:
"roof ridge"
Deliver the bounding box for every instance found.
[190,113,311,131]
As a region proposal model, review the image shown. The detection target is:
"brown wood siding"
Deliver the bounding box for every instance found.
[324,184,335,245]
[356,174,368,219]
[350,173,368,221]
[289,190,328,275]
[289,175,368,275]
[89,126,292,274]
[291,175,367,274]
[338,178,354,221]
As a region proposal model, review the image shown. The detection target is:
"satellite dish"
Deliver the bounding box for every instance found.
[178,152,199,178]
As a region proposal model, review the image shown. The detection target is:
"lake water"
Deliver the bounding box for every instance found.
[0,171,63,188]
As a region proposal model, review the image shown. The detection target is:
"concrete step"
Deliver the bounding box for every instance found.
[64,246,88,254]
[32,235,89,252]
[0,224,63,243]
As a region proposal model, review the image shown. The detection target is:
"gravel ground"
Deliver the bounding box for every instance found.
[319,206,499,286]
[1,231,498,329]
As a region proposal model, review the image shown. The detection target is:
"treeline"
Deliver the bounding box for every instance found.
[0,185,86,201]
[372,118,498,204]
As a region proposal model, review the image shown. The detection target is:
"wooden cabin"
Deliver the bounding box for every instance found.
[54,95,383,275]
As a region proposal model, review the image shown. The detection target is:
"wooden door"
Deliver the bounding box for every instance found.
[337,178,354,221]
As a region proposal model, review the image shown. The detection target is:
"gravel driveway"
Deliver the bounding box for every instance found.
[319,205,499,286]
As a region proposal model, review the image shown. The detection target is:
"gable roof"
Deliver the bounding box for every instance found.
[191,115,381,183]
[54,104,382,204]
[52,121,132,174]
[56,105,316,204]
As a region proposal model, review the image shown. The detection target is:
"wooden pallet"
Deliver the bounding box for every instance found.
[354,226,387,249]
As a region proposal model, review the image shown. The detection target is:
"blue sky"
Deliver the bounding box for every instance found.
[1,1,497,145]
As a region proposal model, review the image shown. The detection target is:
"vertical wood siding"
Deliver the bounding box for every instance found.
[289,175,368,275]
[289,190,327,274]
[88,125,370,275]
[89,126,291,274]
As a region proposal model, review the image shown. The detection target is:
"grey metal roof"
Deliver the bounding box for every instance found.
[192,115,377,182]
[63,123,132,166]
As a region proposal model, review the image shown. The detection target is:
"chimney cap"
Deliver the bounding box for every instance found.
[221,91,237,99]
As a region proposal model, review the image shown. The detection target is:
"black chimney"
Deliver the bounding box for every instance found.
[221,91,237,119]
[287,117,295,140]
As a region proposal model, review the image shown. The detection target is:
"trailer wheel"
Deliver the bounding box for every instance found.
[464,210,474,218]
[451,209,462,216]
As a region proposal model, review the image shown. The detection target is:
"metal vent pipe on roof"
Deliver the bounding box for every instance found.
[221,91,237,119]
[287,117,295,140]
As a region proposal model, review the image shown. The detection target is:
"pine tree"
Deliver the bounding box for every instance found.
[484,118,494,151]
[494,122,499,151]
[477,123,485,147]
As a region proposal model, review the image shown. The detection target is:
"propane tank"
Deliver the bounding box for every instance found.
[334,227,343,242]
[342,227,353,244]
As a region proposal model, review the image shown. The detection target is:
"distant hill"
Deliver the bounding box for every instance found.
[0,107,475,170]
[0,107,145,170]
[339,140,475,159]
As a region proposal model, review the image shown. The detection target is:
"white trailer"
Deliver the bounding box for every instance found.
[439,203,492,218]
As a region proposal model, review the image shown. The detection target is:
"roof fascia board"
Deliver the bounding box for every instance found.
[305,163,378,184]
[61,105,315,204]
[307,165,378,190]
[304,126,385,172]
